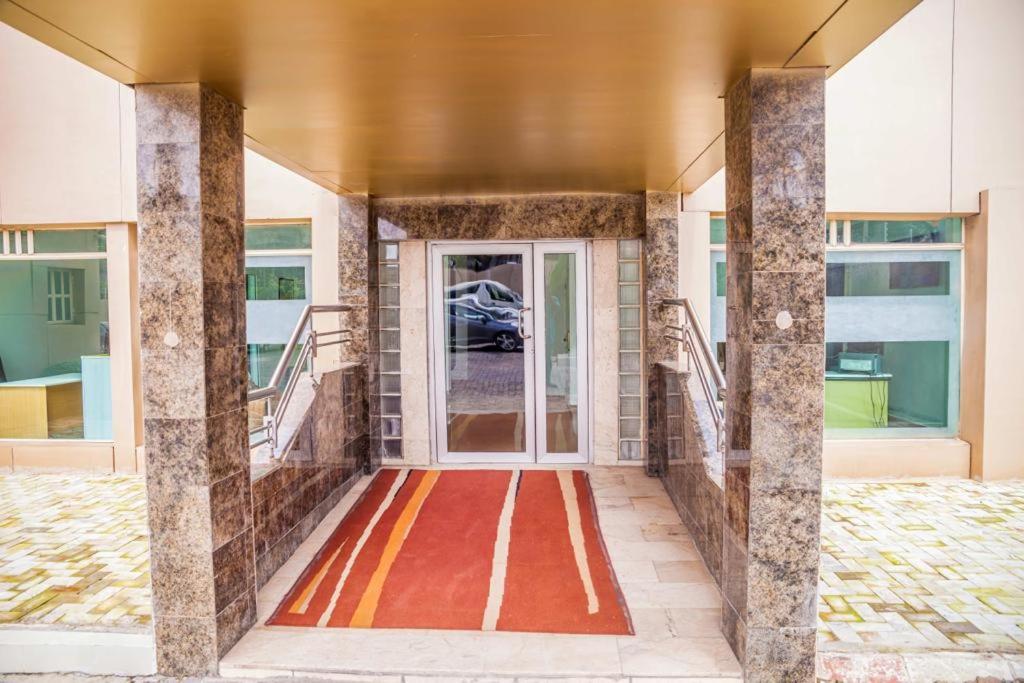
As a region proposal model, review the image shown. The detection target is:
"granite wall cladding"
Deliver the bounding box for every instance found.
[655,363,724,586]
[723,68,827,683]
[372,193,644,240]
[135,83,253,676]
[643,192,680,476]
[337,194,379,472]
[251,363,368,587]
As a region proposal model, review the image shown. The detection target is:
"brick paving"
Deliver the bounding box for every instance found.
[0,473,151,630]
[1,469,1023,659]
[819,479,1024,653]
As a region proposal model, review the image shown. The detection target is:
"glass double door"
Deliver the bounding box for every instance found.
[430,242,588,463]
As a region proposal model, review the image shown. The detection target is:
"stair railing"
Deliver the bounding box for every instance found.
[661,298,726,452]
[248,304,352,456]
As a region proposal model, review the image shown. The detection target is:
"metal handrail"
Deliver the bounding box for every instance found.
[247,304,352,457]
[661,298,726,452]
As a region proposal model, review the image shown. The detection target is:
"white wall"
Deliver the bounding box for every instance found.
[0,22,329,227]
[682,0,1024,216]
[0,23,134,225]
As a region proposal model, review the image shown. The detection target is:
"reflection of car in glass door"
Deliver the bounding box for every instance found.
[447,303,522,352]
[445,280,522,320]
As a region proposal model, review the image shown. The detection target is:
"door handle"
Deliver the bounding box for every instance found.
[517,306,532,340]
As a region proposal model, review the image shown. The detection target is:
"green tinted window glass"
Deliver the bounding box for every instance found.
[0,259,111,439]
[710,218,726,245]
[33,229,107,253]
[826,261,950,297]
[825,341,950,430]
[244,266,306,300]
[849,218,961,245]
[244,223,312,250]
[715,261,726,296]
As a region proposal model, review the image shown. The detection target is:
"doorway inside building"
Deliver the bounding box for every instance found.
[429,242,590,464]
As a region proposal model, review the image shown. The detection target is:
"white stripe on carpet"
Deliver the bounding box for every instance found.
[557,470,599,614]
[481,470,521,630]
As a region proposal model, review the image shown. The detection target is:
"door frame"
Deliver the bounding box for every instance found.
[426,240,591,465]
[428,242,537,464]
[532,241,589,464]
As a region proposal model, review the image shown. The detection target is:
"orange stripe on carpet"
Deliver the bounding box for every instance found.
[268,468,401,627]
[268,469,632,636]
[349,469,440,627]
[372,470,511,630]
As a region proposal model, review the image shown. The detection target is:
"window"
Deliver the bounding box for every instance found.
[244,223,312,250]
[243,266,306,301]
[47,269,75,323]
[0,237,111,440]
[710,217,962,439]
[244,223,313,392]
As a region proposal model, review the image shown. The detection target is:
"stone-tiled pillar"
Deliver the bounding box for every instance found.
[135,84,254,676]
[337,194,376,471]
[644,191,680,476]
[722,68,826,682]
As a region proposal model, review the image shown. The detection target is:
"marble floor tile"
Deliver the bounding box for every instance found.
[653,561,713,584]
[222,466,740,680]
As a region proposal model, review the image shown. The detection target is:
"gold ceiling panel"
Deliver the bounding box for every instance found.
[1,0,918,196]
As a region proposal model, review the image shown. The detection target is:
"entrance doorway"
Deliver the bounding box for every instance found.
[429,242,589,464]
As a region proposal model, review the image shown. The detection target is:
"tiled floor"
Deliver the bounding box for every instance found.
[819,479,1024,653]
[4,467,1024,677]
[0,473,151,630]
[221,466,743,680]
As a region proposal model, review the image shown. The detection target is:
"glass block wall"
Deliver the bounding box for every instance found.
[617,239,644,461]
[378,241,403,459]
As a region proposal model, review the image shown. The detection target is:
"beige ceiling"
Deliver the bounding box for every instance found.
[1,0,918,197]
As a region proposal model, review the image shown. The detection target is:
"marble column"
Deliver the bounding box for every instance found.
[643,191,680,476]
[135,84,254,676]
[337,194,377,471]
[721,68,826,682]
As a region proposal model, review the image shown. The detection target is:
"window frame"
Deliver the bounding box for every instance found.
[709,214,965,440]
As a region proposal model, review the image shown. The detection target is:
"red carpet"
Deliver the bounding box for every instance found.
[268,469,633,635]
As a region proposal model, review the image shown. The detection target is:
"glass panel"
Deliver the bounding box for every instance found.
[619,329,641,350]
[619,373,641,395]
[825,341,950,430]
[244,266,306,300]
[379,264,400,285]
[619,306,640,328]
[849,218,962,245]
[710,217,726,245]
[244,223,312,250]
[618,284,640,305]
[380,352,401,373]
[444,253,526,452]
[620,395,641,417]
[379,329,401,352]
[379,307,400,329]
[246,343,304,391]
[620,352,641,373]
[380,373,402,394]
[620,419,642,439]
[379,242,400,262]
[543,253,579,454]
[32,229,106,254]
[618,240,640,260]
[618,262,640,282]
[826,261,950,296]
[715,261,727,297]
[0,258,111,439]
[379,286,400,307]
[620,440,641,460]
